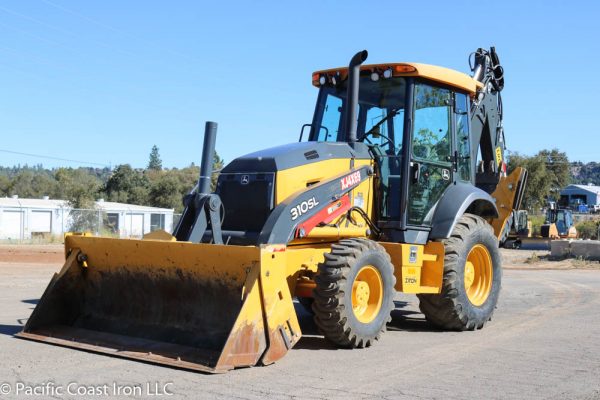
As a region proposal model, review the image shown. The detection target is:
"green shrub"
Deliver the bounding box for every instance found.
[529,214,546,236]
[576,220,599,240]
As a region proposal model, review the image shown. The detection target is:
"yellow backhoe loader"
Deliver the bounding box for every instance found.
[18,47,527,373]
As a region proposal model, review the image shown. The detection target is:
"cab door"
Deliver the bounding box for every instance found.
[407,82,454,226]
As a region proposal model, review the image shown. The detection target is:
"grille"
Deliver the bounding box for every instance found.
[216,173,275,232]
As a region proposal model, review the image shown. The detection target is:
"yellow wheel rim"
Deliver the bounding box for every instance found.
[352,265,383,323]
[464,244,493,306]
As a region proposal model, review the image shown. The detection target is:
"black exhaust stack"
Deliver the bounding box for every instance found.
[198,121,218,194]
[174,121,223,244]
[345,50,368,143]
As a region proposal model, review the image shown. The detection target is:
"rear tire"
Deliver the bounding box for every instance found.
[418,214,501,330]
[312,238,396,348]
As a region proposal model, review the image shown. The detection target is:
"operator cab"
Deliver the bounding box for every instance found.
[305,64,476,242]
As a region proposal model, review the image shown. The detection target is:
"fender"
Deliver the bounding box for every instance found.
[429,182,498,239]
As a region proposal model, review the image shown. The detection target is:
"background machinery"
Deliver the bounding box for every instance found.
[541,202,577,239]
[19,47,527,373]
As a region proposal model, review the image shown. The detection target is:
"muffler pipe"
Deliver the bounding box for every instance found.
[198,121,218,194]
[345,50,368,143]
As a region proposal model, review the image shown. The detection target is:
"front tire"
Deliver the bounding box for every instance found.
[312,238,396,348]
[418,214,502,330]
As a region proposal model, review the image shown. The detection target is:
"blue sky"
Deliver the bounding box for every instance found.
[0,0,598,169]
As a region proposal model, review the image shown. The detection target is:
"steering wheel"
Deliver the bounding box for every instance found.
[359,131,393,151]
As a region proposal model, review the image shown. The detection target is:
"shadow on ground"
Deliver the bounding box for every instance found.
[294,299,438,350]
[0,324,23,336]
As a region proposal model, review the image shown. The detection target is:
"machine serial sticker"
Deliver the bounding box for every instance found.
[340,171,361,190]
[290,197,319,221]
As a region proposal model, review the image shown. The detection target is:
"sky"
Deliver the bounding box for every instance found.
[0,0,598,169]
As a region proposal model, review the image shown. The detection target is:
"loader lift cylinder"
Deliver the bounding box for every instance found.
[198,121,218,194]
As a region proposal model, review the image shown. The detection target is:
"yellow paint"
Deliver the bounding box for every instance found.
[275,158,370,205]
[490,167,528,239]
[30,236,338,371]
[258,248,302,365]
[304,226,369,239]
[380,241,444,294]
[351,265,383,323]
[276,157,375,244]
[65,235,259,280]
[464,244,493,306]
[313,63,481,94]
[142,229,176,241]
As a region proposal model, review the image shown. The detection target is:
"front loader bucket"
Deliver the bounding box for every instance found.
[17,236,301,373]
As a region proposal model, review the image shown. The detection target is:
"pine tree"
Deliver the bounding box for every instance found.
[147,145,162,171]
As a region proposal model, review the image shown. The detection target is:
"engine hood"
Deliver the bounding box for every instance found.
[221,141,371,173]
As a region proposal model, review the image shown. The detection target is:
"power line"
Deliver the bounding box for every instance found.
[0,148,110,167]
[39,0,197,63]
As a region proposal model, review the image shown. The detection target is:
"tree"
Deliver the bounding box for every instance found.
[539,149,570,197]
[508,148,572,212]
[103,164,150,205]
[54,168,101,208]
[0,175,9,196]
[211,151,224,190]
[145,151,224,212]
[147,145,162,171]
[148,174,181,209]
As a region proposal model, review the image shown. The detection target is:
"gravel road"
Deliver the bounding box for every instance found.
[0,248,599,399]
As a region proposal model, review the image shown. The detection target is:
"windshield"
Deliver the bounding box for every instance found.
[309,76,407,155]
[309,76,407,220]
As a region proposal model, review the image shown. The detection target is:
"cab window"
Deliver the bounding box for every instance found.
[412,84,451,163]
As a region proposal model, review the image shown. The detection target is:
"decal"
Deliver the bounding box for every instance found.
[404,277,417,284]
[290,197,320,221]
[340,171,361,190]
[327,201,343,215]
[495,146,503,166]
[354,192,364,209]
[442,169,450,181]
[409,246,418,263]
[241,175,250,185]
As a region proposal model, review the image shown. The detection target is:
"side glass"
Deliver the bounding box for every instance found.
[317,95,342,141]
[408,83,453,226]
[455,92,471,181]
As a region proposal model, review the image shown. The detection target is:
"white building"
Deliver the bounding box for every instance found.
[0,196,174,240]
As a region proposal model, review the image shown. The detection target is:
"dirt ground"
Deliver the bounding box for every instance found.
[2,243,598,271]
[0,244,599,399]
[0,244,64,264]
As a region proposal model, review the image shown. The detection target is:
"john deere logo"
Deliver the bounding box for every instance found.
[241,175,250,185]
[442,169,450,181]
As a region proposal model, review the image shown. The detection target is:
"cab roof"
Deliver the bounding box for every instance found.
[312,63,482,94]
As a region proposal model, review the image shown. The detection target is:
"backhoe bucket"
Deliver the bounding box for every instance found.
[17,235,301,373]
